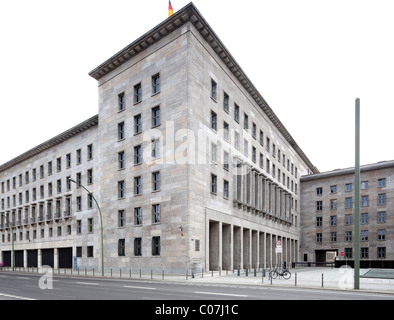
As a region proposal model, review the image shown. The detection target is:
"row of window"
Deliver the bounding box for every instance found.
[117,73,160,112]
[2,224,73,243]
[117,171,161,198]
[316,178,387,195]
[316,229,387,243]
[117,106,160,141]
[316,211,388,227]
[210,79,298,178]
[0,145,94,194]
[1,170,93,210]
[342,247,387,259]
[316,193,387,211]
[118,237,161,257]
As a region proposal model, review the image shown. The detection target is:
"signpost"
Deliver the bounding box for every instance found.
[276,240,282,268]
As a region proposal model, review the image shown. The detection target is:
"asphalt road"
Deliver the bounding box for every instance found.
[1,271,393,301]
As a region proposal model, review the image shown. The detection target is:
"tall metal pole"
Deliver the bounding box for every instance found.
[69,179,104,276]
[354,98,360,289]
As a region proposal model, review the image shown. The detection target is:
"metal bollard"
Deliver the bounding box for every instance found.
[322,273,324,287]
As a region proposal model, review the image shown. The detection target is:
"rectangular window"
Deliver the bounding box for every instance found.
[87,144,93,160]
[118,151,125,169]
[152,139,160,159]
[118,122,125,140]
[211,143,217,163]
[361,230,368,241]
[152,73,160,94]
[378,211,386,223]
[378,193,386,205]
[152,236,161,256]
[134,207,142,225]
[377,247,386,258]
[345,197,353,209]
[134,238,142,256]
[87,169,93,185]
[361,195,369,207]
[118,210,125,227]
[210,174,217,194]
[152,106,160,127]
[118,181,125,199]
[378,229,386,240]
[134,114,142,134]
[378,178,386,187]
[134,83,142,104]
[134,176,142,195]
[223,151,229,170]
[223,180,229,199]
[211,110,217,131]
[118,92,125,111]
[345,183,353,192]
[243,113,248,130]
[223,121,229,141]
[330,215,337,226]
[345,231,352,242]
[76,149,82,164]
[152,204,160,224]
[134,145,142,164]
[152,171,160,191]
[88,218,93,233]
[316,201,322,211]
[316,217,322,227]
[223,92,229,112]
[234,103,239,123]
[118,239,125,256]
[361,212,369,224]
[66,153,71,168]
[211,79,217,100]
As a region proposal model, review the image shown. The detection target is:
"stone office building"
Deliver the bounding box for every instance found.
[300,160,394,267]
[0,3,318,272]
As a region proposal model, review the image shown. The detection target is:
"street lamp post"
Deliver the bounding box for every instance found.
[1,213,15,271]
[69,179,104,276]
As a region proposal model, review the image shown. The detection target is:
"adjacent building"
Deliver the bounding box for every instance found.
[300,160,394,267]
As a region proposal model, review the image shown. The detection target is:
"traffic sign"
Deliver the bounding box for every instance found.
[275,247,282,253]
[276,240,282,248]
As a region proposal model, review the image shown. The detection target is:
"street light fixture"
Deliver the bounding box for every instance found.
[69,178,104,276]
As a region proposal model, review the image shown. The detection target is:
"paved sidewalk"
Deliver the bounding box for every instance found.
[186,267,394,293]
[2,266,394,294]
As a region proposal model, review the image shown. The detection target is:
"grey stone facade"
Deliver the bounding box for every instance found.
[300,160,394,265]
[0,3,317,272]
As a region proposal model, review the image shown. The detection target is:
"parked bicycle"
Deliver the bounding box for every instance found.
[269,267,291,280]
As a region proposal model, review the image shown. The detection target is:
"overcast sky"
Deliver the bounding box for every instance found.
[1,0,393,173]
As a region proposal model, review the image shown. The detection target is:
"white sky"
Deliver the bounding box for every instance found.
[0,0,393,173]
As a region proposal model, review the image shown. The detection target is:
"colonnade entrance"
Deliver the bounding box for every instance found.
[208,220,298,271]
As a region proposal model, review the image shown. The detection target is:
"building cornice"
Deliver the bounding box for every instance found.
[300,160,394,182]
[88,2,319,174]
[0,115,99,173]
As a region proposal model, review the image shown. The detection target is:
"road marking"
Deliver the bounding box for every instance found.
[16,277,30,280]
[75,282,100,286]
[0,292,36,300]
[123,285,157,290]
[195,291,248,298]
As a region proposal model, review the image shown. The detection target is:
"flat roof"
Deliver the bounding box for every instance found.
[300,160,394,182]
